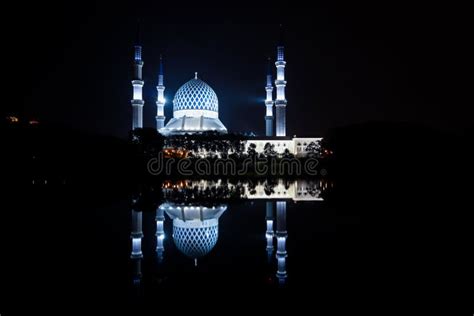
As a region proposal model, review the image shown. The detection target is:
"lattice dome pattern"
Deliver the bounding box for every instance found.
[173,78,218,113]
[173,224,218,258]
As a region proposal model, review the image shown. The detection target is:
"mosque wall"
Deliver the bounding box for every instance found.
[244,137,322,156]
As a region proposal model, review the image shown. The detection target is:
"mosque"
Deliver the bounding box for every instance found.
[130,30,321,155]
[127,30,325,284]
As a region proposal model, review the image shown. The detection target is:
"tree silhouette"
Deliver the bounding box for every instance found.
[305,141,321,157]
[263,142,277,157]
[247,143,257,157]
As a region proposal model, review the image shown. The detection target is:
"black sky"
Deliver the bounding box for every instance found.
[4,0,471,138]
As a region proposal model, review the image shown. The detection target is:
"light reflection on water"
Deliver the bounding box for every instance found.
[129,179,333,289]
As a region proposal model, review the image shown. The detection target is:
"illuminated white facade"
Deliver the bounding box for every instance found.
[159,73,227,135]
[131,45,144,130]
[244,137,322,156]
[183,179,324,201]
[178,137,322,158]
[156,55,166,130]
[242,179,324,201]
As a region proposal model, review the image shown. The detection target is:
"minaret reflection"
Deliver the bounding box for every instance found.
[127,179,328,287]
[265,201,275,263]
[155,205,165,263]
[275,201,288,285]
[130,197,143,285]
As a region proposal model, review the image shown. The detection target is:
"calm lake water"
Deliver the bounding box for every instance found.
[2,123,460,310]
[3,178,365,307]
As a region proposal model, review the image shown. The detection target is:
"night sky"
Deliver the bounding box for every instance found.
[4,1,470,138]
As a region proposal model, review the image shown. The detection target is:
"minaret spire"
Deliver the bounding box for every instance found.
[265,57,274,136]
[278,23,285,50]
[131,21,144,130]
[267,58,273,86]
[275,24,287,137]
[135,20,141,46]
[159,55,163,75]
[156,54,166,130]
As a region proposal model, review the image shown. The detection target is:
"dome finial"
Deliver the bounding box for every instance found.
[195,72,198,79]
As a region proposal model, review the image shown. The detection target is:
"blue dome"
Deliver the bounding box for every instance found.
[173,223,219,258]
[173,77,218,113]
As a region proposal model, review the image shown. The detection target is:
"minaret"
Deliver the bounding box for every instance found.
[131,25,144,130]
[130,197,144,285]
[156,55,166,130]
[275,26,287,137]
[156,204,165,263]
[265,58,274,136]
[265,201,275,263]
[275,201,288,285]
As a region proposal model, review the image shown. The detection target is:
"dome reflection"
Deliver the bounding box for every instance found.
[160,203,227,261]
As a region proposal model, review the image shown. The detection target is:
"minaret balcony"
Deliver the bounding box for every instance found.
[131,231,144,238]
[132,80,144,86]
[131,100,145,106]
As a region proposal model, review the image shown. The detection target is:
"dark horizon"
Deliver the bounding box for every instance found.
[3,1,471,138]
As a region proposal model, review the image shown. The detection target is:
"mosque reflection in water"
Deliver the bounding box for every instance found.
[130,179,331,287]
